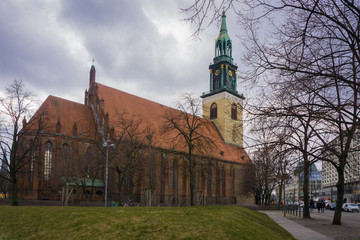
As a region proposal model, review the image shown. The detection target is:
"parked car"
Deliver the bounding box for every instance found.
[342,203,360,212]
[326,202,336,210]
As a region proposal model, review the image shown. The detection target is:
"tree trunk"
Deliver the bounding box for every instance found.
[11,172,19,206]
[303,158,310,218]
[277,180,283,210]
[117,171,123,203]
[333,165,345,225]
[189,164,194,206]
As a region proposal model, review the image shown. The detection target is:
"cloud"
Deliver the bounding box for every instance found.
[0,0,244,109]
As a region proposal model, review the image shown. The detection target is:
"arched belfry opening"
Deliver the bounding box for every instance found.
[201,10,245,147]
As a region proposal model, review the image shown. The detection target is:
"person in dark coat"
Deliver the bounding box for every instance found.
[310,198,314,212]
[317,201,321,212]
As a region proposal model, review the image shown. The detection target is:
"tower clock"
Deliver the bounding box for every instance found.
[201,11,245,147]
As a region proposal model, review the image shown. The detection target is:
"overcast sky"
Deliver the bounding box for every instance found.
[0,0,247,109]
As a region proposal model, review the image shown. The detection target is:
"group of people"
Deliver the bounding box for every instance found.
[310,198,325,212]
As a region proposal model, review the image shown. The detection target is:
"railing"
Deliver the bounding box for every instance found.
[283,205,303,217]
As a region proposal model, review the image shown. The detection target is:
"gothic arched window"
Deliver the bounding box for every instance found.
[62,143,69,171]
[207,167,212,195]
[172,159,178,196]
[226,40,232,56]
[28,140,35,182]
[44,141,53,181]
[221,167,226,196]
[231,103,237,120]
[216,40,222,56]
[210,103,218,119]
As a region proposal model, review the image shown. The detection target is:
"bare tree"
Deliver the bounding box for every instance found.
[0,80,46,206]
[141,125,159,206]
[109,112,145,204]
[183,0,360,225]
[249,114,292,207]
[62,144,104,202]
[161,93,214,206]
[262,79,323,218]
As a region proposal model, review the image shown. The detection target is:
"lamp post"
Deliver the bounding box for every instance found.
[103,140,115,207]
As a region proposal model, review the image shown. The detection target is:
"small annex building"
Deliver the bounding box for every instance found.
[16,11,254,206]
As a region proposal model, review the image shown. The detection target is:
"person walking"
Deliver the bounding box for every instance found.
[321,200,325,213]
[317,201,321,213]
[310,198,314,212]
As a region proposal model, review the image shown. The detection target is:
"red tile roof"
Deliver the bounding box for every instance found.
[96,83,251,164]
[32,95,95,138]
[31,84,251,164]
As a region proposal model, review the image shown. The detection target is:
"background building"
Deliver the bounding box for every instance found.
[322,130,360,202]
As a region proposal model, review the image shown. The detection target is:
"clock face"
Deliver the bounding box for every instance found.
[215,69,220,76]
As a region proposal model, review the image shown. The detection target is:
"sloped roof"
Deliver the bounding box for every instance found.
[31,95,95,138]
[96,83,251,164]
[31,83,251,164]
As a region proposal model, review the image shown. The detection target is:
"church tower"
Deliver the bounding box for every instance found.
[201,11,244,147]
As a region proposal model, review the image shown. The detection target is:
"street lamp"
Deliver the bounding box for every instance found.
[103,140,115,207]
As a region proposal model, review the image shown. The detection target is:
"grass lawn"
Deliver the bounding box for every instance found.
[0,205,295,240]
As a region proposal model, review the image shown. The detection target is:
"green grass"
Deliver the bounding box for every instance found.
[0,206,295,240]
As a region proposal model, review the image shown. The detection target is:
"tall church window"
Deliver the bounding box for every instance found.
[172,159,178,192]
[216,168,220,197]
[44,141,53,181]
[62,144,69,168]
[28,140,35,182]
[160,153,166,203]
[231,104,237,120]
[210,103,217,119]
[85,146,94,178]
[207,167,212,195]
[172,159,178,204]
[221,167,226,196]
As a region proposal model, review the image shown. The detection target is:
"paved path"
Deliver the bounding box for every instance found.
[260,211,332,240]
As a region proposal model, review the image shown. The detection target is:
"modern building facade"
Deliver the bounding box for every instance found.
[322,131,360,202]
[283,164,322,202]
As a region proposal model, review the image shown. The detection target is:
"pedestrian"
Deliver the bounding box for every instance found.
[310,198,314,212]
[317,201,321,213]
[321,200,325,213]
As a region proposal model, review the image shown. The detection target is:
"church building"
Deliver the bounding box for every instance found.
[16,11,254,206]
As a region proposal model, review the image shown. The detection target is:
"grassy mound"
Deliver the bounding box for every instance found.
[0,205,295,239]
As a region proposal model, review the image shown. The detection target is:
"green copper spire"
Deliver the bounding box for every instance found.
[214,10,232,62]
[220,10,227,33]
[201,9,243,99]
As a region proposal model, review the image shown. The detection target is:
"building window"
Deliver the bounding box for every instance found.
[207,167,212,195]
[62,143,69,171]
[216,168,220,197]
[210,103,217,119]
[231,104,237,120]
[44,141,53,181]
[172,159,178,193]
[28,140,35,182]
[221,167,226,196]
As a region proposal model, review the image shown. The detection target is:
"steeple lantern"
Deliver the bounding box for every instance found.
[202,10,241,98]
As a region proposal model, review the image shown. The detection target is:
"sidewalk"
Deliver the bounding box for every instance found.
[260,211,332,240]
